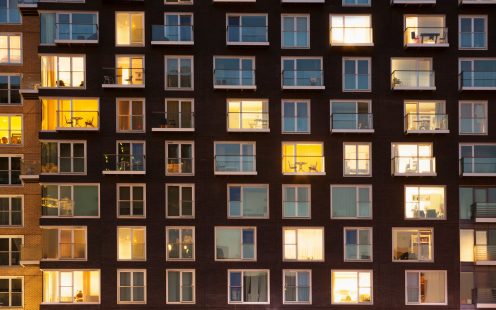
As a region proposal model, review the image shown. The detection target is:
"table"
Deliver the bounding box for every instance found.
[419,33,440,44]
[71,116,83,127]
[295,161,307,172]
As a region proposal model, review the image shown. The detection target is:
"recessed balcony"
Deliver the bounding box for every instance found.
[461,157,496,176]
[405,113,449,133]
[330,113,374,133]
[17,0,38,16]
[474,288,496,309]
[19,159,40,183]
[214,155,256,175]
[151,111,194,132]
[55,110,99,131]
[103,154,146,175]
[282,70,324,90]
[391,156,436,176]
[213,69,256,90]
[151,25,194,45]
[102,68,145,88]
[404,27,448,47]
[391,70,435,90]
[459,71,496,90]
[472,203,496,222]
[283,156,325,175]
[54,23,98,44]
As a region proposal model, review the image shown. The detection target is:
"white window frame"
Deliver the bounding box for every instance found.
[281,57,324,90]
[116,98,145,133]
[41,226,87,261]
[0,195,22,226]
[115,11,145,47]
[282,269,312,304]
[166,269,195,304]
[392,227,434,262]
[0,114,22,146]
[40,97,100,131]
[226,14,268,46]
[330,100,373,133]
[330,185,373,219]
[153,98,195,131]
[405,270,447,305]
[329,15,373,46]
[117,269,146,304]
[0,0,21,24]
[282,184,311,219]
[41,183,100,218]
[282,227,324,262]
[458,15,487,50]
[0,235,22,266]
[213,56,256,90]
[166,226,195,261]
[343,227,373,262]
[403,100,448,133]
[342,57,371,92]
[0,277,23,308]
[165,141,194,176]
[459,100,488,135]
[40,140,86,175]
[281,99,310,134]
[404,185,446,220]
[41,269,100,304]
[459,58,496,90]
[282,141,325,175]
[113,140,146,172]
[165,183,195,218]
[163,13,194,44]
[214,141,257,175]
[0,155,21,185]
[343,142,372,177]
[40,54,85,88]
[391,142,436,176]
[165,0,193,4]
[54,12,99,43]
[281,14,310,49]
[342,0,371,6]
[459,143,496,176]
[391,57,435,90]
[226,98,269,132]
[331,270,373,305]
[0,74,21,105]
[116,183,146,218]
[117,226,146,261]
[0,33,21,64]
[227,184,269,219]
[164,55,194,90]
[227,269,270,305]
[214,226,256,261]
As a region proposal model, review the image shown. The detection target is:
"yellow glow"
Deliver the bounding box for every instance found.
[116,56,144,85]
[330,15,372,45]
[460,229,474,262]
[282,143,324,174]
[0,115,22,144]
[405,186,445,219]
[284,228,323,261]
[116,12,144,45]
[227,99,267,130]
[42,98,99,130]
[332,271,371,304]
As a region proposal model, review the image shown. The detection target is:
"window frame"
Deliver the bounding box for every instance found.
[459,142,496,176]
[214,226,257,261]
[329,14,374,46]
[116,98,145,133]
[227,269,270,305]
[227,184,269,219]
[39,54,86,89]
[459,100,488,135]
[0,276,23,308]
[404,185,446,220]
[282,184,311,219]
[41,140,87,175]
[0,114,22,146]
[0,235,22,266]
[226,13,268,46]
[331,270,373,305]
[458,15,488,50]
[342,0,371,6]
[282,227,325,262]
[165,141,194,176]
[281,99,311,134]
[226,98,270,132]
[41,269,101,304]
[405,270,447,305]
[165,183,195,219]
[163,12,194,44]
[53,11,99,44]
[281,57,324,90]
[166,226,195,261]
[158,98,195,131]
[0,0,21,24]
[330,99,373,133]
[40,97,100,131]
[343,142,372,177]
[164,55,194,90]
[213,56,256,90]
[0,155,21,186]
[281,141,325,175]
[391,142,436,176]
[116,183,146,218]
[117,269,146,304]
[392,227,434,262]
[165,0,193,4]
[166,269,195,304]
[117,226,147,261]
[213,141,257,175]
[343,227,373,262]
[0,74,21,105]
[0,195,22,227]
[282,269,312,304]
[41,183,100,218]
[0,33,22,64]
[115,11,145,47]
[342,57,371,92]
[281,14,310,49]
[330,184,373,219]
[41,226,87,261]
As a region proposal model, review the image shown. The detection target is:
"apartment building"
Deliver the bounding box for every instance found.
[2,0,496,309]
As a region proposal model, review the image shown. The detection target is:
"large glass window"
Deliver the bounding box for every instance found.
[228,270,269,304]
[344,227,372,261]
[41,12,98,44]
[105,56,144,86]
[282,100,309,133]
[0,196,21,226]
[41,227,86,260]
[227,14,267,44]
[282,15,309,49]
[41,184,99,217]
[104,141,145,172]
[41,98,99,131]
[117,184,145,218]
[344,143,371,176]
[459,186,496,220]
[405,100,447,132]
[330,100,372,132]
[459,101,487,135]
[227,99,268,131]
[42,270,100,303]
[166,227,194,260]
[330,15,373,45]
[41,141,85,174]
[118,270,146,304]
[166,184,194,218]
[392,143,436,175]
[406,271,446,305]
[214,142,256,174]
[282,58,323,88]
[215,227,255,261]
[116,12,144,46]
[166,270,194,304]
[393,228,433,262]
[405,186,445,220]
[41,55,85,88]
[460,144,496,175]
[460,59,496,89]
[165,56,193,89]
[404,15,448,46]
[166,141,193,175]
[0,75,20,105]
[117,227,146,261]
[0,115,21,145]
[343,58,370,91]
[391,58,434,90]
[459,16,486,49]
[163,13,193,43]
[214,57,255,88]
[331,271,372,304]
[117,99,144,132]
[0,236,21,265]
[282,142,324,174]
[283,227,324,261]
[0,156,20,185]
[0,34,21,64]
[283,270,311,304]
[331,185,371,219]
[0,0,21,24]
[282,185,310,218]
[158,99,194,130]
[228,184,268,218]
[0,277,22,307]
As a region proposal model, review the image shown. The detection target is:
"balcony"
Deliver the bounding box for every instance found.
[460,0,496,4]
[391,0,436,3]
[151,25,193,45]
[102,68,145,88]
[404,27,448,47]
[283,156,325,175]
[405,113,449,133]
[213,69,256,90]
[330,113,374,133]
[329,27,374,46]
[42,243,86,261]
[17,0,38,16]
[19,245,41,266]
[214,155,256,175]
[461,157,496,176]
[226,26,268,46]
[391,156,436,176]
[459,71,496,90]
[19,73,40,100]
[54,23,98,44]
[42,198,75,217]
[166,158,194,175]
[472,203,496,222]
[227,112,269,132]
[19,159,40,183]
[103,154,146,175]
[55,110,99,131]
[391,70,435,90]
[474,288,496,308]
[282,70,324,90]
[151,112,194,132]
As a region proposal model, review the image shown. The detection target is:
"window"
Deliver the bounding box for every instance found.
[283,227,323,261]
[42,270,100,303]
[166,184,194,218]
[117,99,144,132]
[166,141,194,175]
[392,143,436,176]
[0,277,22,307]
[116,12,144,46]
[117,227,146,261]
[459,101,487,135]
[331,271,372,304]
[405,186,445,220]
[228,270,269,304]
[0,34,21,64]
[41,141,85,174]
[331,185,372,219]
[283,270,311,304]
[165,56,193,90]
[162,13,193,43]
[0,115,21,145]
[460,59,496,89]
[391,58,435,90]
[118,270,146,304]
[165,0,193,4]
[282,142,324,175]
[0,156,20,185]
[228,184,268,218]
[214,142,256,174]
[343,0,370,5]
[227,14,268,45]
[460,229,475,262]
[41,184,99,217]
[0,75,20,105]
[404,100,448,133]
[343,58,371,91]
[282,185,310,218]
[459,16,487,49]
[460,144,496,175]
[330,100,373,132]
[404,15,448,47]
[104,141,145,172]
[393,228,433,262]
[104,55,144,87]
[215,227,255,261]
[344,228,372,261]
[41,98,99,131]
[166,270,194,304]
[41,227,86,260]
[344,143,371,176]
[281,15,309,49]
[0,196,21,226]
[282,57,323,89]
[282,100,310,133]
[0,0,20,24]
[154,99,194,130]
[166,227,194,260]
[41,55,85,88]
[330,15,373,46]
[117,184,145,218]
[459,187,496,220]
[40,12,98,44]
[0,236,21,265]
[213,57,255,89]
[227,99,269,132]
[406,271,447,305]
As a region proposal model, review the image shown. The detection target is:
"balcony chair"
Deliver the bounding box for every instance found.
[287,161,297,172]
[85,117,94,127]
[64,116,74,127]
[308,163,318,173]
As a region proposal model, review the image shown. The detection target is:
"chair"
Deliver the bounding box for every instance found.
[103,75,114,85]
[85,117,94,127]
[308,162,318,173]
[64,116,74,127]
[287,161,297,172]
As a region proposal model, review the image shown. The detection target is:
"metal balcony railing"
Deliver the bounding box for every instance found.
[226,26,268,43]
[471,203,496,221]
[282,70,324,88]
[214,155,256,173]
[345,244,372,260]
[41,198,74,216]
[331,113,373,131]
[459,71,496,89]
[103,154,146,172]
[56,110,99,129]
[152,111,194,130]
[461,157,496,174]
[213,69,255,88]
[102,67,144,86]
[404,27,448,46]
[227,112,269,130]
[151,24,193,43]
[405,113,448,132]
[283,156,325,174]
[392,70,435,89]
[55,23,98,42]
[391,156,436,175]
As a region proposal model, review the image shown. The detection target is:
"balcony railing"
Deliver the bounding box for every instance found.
[41,156,85,174]
[405,113,448,132]
[0,8,21,23]
[103,154,146,174]
[166,158,193,174]
[167,242,194,259]
[213,69,256,89]
[459,32,486,49]
[151,25,193,44]
[282,70,324,89]
[226,26,268,45]
[330,27,374,46]
[214,155,256,174]
[331,113,373,132]
[19,244,41,265]
[227,112,269,131]
[391,156,436,176]
[41,198,74,217]
[151,112,194,131]
[55,23,98,43]
[283,156,325,174]
[461,157,496,175]
[475,245,496,263]
[474,288,496,306]
[459,71,496,90]
[344,159,371,176]
[17,0,38,16]
[102,67,145,88]
[404,27,448,46]
[56,110,99,130]
[405,202,444,219]
[392,70,435,89]
[19,73,40,100]
[20,159,40,182]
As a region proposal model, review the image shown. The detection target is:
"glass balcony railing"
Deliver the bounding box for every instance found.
[404,27,448,46]
[474,288,496,305]
[282,70,324,88]
[460,71,496,89]
[330,27,373,45]
[0,8,21,24]
[227,112,269,131]
[459,32,486,49]
[57,242,86,260]
[20,159,40,178]
[391,156,436,175]
[56,110,99,130]
[55,23,98,42]
[392,70,435,89]
[405,202,444,219]
[344,159,371,176]
[461,157,496,175]
[20,244,41,265]
[214,155,256,174]
[152,112,194,130]
[226,26,268,44]
[213,69,255,89]
[166,158,193,174]
[151,25,193,43]
[345,244,372,260]
[41,156,85,174]
[472,203,496,221]
[102,68,144,87]
[103,154,146,173]
[283,156,325,174]
[331,113,373,131]
[41,198,74,216]
[405,113,448,132]
[460,117,487,134]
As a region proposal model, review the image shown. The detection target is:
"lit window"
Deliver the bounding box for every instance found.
[282,57,323,88]
[41,98,99,131]
[405,100,448,133]
[166,184,194,218]
[283,270,311,304]
[117,99,144,132]
[165,56,193,90]
[460,143,496,175]
[0,236,21,266]
[0,277,22,307]
[391,143,436,176]
[405,186,445,220]
[228,270,269,304]
[0,75,20,105]
[404,15,448,47]
[0,115,22,145]
[117,184,145,218]
[228,184,268,218]
[330,15,373,46]
[42,270,100,303]
[281,15,309,49]
[0,0,21,24]
[282,142,324,175]
[103,56,144,86]
[213,57,255,89]
[166,227,194,260]
[214,142,256,174]
[393,228,433,262]
[0,156,21,185]
[41,141,86,174]
[41,227,86,260]
[459,16,487,49]
[0,34,21,63]
[460,229,474,262]
[41,184,99,217]
[331,185,372,219]
[166,270,195,304]
[117,227,146,261]
[166,141,194,175]
[459,101,487,135]
[391,58,435,90]
[215,227,255,261]
[103,141,145,173]
[330,100,373,132]
[282,100,310,133]
[343,143,371,176]
[406,271,447,305]
[118,270,146,304]
[227,14,268,45]
[344,227,372,261]
[331,270,372,304]
[343,58,371,91]
[283,227,324,261]
[227,99,269,132]
[282,185,310,218]
[41,55,85,88]
[116,12,144,46]
[0,196,22,226]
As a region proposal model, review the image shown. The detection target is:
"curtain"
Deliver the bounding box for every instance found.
[73,186,98,216]
[244,272,267,302]
[332,187,357,217]
[167,272,180,302]
[40,13,56,44]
